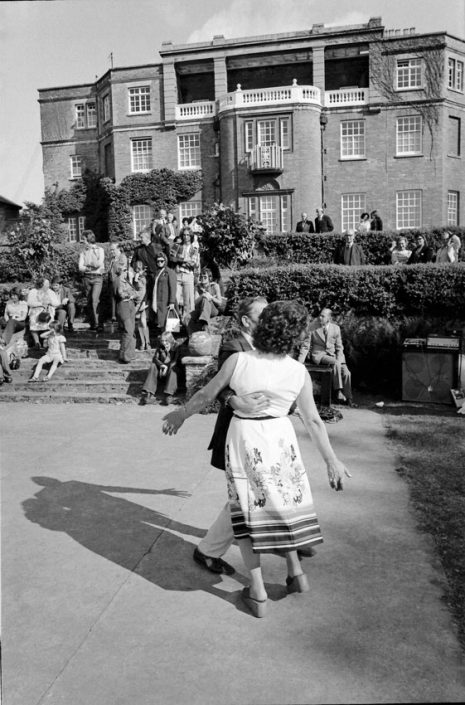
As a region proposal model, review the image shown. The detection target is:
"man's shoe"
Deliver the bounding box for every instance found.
[4,375,12,383]
[347,400,358,408]
[193,547,235,575]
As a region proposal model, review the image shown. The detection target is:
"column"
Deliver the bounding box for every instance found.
[163,59,177,125]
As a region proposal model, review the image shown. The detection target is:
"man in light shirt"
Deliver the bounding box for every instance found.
[78,229,105,331]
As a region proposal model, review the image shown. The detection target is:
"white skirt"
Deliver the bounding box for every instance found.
[225,415,323,553]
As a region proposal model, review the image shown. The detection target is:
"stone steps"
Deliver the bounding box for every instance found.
[1,322,155,404]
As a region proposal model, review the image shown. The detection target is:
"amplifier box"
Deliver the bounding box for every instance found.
[402,350,458,404]
[426,335,461,351]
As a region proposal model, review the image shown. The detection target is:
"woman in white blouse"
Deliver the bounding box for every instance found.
[27,277,60,348]
[0,286,28,344]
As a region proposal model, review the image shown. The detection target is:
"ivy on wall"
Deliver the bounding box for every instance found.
[370,36,445,158]
[46,168,204,241]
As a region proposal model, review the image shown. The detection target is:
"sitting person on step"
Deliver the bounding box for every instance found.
[298,307,356,407]
[51,277,76,333]
[188,268,224,333]
[139,332,179,406]
[29,321,68,382]
[0,286,28,345]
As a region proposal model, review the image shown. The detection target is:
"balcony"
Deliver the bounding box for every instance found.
[248,144,284,174]
[219,82,321,112]
[324,88,368,107]
[175,100,216,121]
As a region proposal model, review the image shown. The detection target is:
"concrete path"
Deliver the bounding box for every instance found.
[2,403,465,705]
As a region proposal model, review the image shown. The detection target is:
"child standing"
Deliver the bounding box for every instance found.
[29,321,68,382]
[132,260,150,351]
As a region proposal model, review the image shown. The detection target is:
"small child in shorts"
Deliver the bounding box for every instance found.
[29,321,68,382]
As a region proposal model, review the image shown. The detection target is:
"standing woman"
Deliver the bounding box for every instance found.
[163,301,350,618]
[357,212,371,234]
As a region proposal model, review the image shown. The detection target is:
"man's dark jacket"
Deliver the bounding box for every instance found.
[314,214,334,233]
[208,334,253,470]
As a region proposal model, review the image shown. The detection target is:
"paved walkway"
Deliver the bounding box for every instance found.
[2,403,465,705]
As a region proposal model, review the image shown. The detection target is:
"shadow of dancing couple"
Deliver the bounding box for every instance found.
[22,476,285,613]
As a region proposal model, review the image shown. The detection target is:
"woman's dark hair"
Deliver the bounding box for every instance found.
[253,300,308,355]
[35,276,46,289]
[9,286,22,299]
[360,212,369,220]
[200,268,212,280]
[181,227,193,241]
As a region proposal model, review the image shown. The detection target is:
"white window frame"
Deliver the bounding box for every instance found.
[396,115,422,156]
[178,201,202,222]
[75,104,85,129]
[448,57,464,92]
[128,86,151,114]
[132,204,153,239]
[67,216,85,243]
[70,155,82,179]
[244,116,292,153]
[103,94,111,123]
[247,194,292,234]
[131,138,152,172]
[86,102,96,128]
[340,120,365,159]
[396,57,422,90]
[447,191,459,226]
[178,133,201,169]
[396,190,422,229]
[341,193,366,232]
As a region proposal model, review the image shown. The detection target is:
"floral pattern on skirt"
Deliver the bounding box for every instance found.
[225,416,323,553]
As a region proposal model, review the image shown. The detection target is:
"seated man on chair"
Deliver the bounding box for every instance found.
[298,308,356,407]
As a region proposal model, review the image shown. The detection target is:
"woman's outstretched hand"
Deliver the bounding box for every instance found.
[162,409,186,435]
[326,459,352,491]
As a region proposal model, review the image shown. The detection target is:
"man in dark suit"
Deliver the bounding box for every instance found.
[295,212,315,233]
[370,210,383,231]
[193,296,269,574]
[315,207,334,233]
[132,230,162,305]
[151,208,171,258]
[334,229,366,265]
[299,308,355,406]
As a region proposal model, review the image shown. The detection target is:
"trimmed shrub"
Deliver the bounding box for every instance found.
[225,263,465,319]
[255,227,465,266]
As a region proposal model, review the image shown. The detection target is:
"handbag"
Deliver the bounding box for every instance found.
[165,309,181,334]
[9,353,21,370]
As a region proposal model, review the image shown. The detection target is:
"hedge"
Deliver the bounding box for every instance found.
[225,262,465,319]
[255,227,465,266]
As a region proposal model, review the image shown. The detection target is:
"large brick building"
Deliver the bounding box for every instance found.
[38,17,465,240]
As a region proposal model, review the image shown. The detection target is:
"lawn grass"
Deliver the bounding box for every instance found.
[384,414,465,650]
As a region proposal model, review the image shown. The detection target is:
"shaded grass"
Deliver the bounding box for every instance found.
[384,414,465,650]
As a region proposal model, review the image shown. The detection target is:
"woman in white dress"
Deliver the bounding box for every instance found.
[163,301,350,617]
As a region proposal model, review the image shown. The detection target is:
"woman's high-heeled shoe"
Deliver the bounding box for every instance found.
[241,587,267,618]
[286,573,309,594]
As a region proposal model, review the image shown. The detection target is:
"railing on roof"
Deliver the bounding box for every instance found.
[324,88,368,107]
[218,81,321,111]
[175,101,216,120]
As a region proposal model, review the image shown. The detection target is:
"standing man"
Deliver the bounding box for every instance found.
[116,269,137,364]
[152,208,171,258]
[78,230,105,332]
[315,207,334,233]
[151,252,177,332]
[193,296,269,574]
[299,308,356,406]
[132,230,160,309]
[51,277,76,333]
[370,210,383,231]
[334,229,366,265]
[295,212,315,233]
[108,240,128,322]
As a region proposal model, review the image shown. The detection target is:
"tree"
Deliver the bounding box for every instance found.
[198,203,262,270]
[7,200,68,279]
